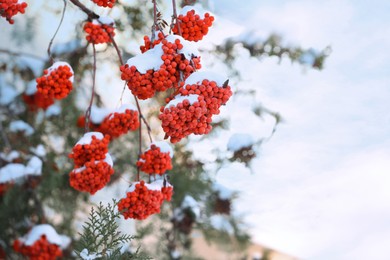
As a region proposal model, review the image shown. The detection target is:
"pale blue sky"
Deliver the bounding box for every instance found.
[204,0,390,259]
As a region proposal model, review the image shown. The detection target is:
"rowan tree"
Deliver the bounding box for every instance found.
[0,0,328,259]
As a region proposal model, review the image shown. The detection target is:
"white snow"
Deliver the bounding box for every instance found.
[25,80,38,95]
[299,48,318,66]
[98,16,115,26]
[115,103,137,113]
[0,82,18,105]
[166,94,199,109]
[80,249,102,260]
[184,71,227,86]
[52,40,82,55]
[209,215,234,234]
[45,103,62,117]
[75,132,104,146]
[46,61,74,83]
[166,35,200,59]
[150,141,174,158]
[0,164,26,183]
[181,195,200,218]
[180,4,209,17]
[104,153,113,167]
[30,144,46,157]
[9,120,34,136]
[0,157,42,183]
[24,156,43,176]
[72,153,113,174]
[227,133,255,152]
[90,106,112,124]
[20,224,70,249]
[212,183,233,200]
[171,249,181,259]
[126,43,164,73]
[0,150,20,162]
[125,179,171,193]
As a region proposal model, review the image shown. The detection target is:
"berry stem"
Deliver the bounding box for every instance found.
[47,0,67,64]
[171,0,182,36]
[68,0,99,20]
[84,44,97,133]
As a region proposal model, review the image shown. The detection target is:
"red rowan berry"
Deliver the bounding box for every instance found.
[83,17,115,44]
[91,0,115,8]
[0,0,27,24]
[172,8,214,42]
[68,132,110,167]
[136,142,173,175]
[69,155,114,194]
[36,62,74,100]
[13,224,67,260]
[99,104,140,138]
[159,94,210,143]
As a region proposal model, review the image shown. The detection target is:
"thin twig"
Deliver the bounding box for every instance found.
[68,0,99,20]
[47,0,67,64]
[0,121,11,150]
[0,49,46,61]
[171,0,182,36]
[84,44,97,133]
[68,0,154,180]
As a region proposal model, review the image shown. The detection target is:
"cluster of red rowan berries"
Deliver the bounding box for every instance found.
[68,133,114,194]
[0,0,27,24]
[120,33,201,99]
[13,235,62,260]
[23,92,54,111]
[172,8,214,42]
[159,72,232,142]
[76,105,139,139]
[99,105,139,138]
[159,94,210,143]
[83,17,115,44]
[36,62,74,100]
[118,180,172,220]
[91,0,115,8]
[136,142,173,175]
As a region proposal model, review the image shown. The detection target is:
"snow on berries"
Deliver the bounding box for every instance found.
[69,154,114,194]
[120,34,201,99]
[36,61,74,100]
[83,16,115,44]
[159,72,232,143]
[13,224,70,260]
[99,104,140,138]
[91,0,115,8]
[69,132,110,167]
[137,141,173,175]
[118,179,173,220]
[0,0,27,24]
[179,71,232,115]
[68,132,114,194]
[159,94,210,143]
[172,7,214,42]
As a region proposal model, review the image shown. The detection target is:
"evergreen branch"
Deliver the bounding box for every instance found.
[74,200,144,259]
